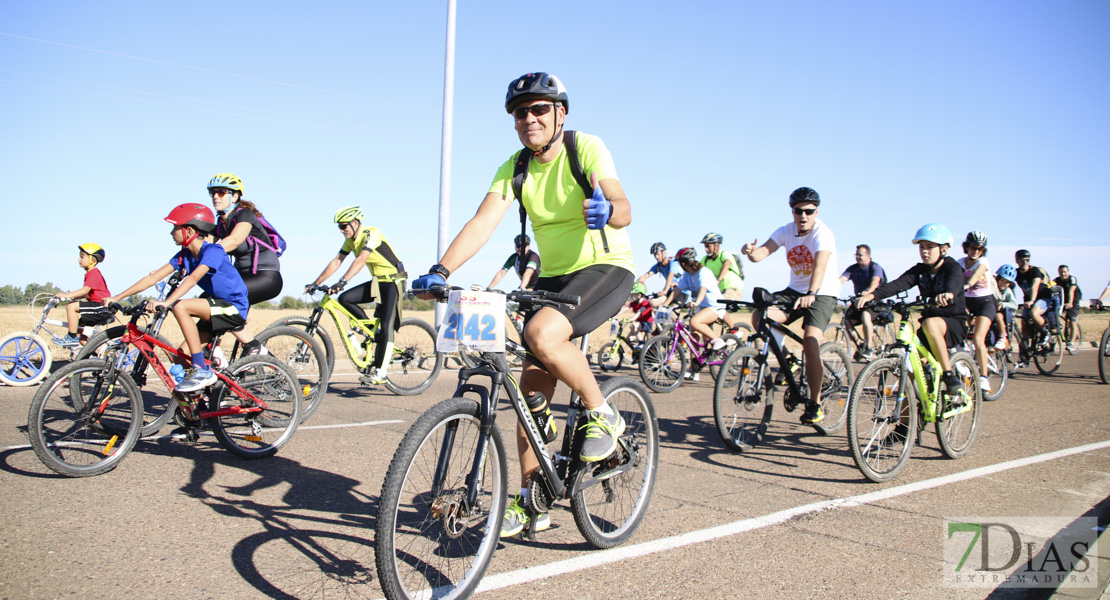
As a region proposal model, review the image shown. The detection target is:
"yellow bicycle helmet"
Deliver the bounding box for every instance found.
[207,172,244,194]
[78,243,106,265]
[334,206,364,223]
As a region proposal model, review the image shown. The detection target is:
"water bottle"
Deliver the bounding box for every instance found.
[211,346,227,370]
[525,392,557,444]
[609,319,619,337]
[349,332,367,358]
[169,364,186,384]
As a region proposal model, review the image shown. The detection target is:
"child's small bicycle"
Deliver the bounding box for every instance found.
[267,285,441,395]
[596,318,647,372]
[846,296,982,483]
[637,306,745,393]
[0,294,114,387]
[27,301,302,477]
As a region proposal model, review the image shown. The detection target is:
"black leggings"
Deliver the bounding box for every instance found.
[339,280,404,369]
[241,270,283,305]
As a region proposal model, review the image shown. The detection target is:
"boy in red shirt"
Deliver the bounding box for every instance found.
[613,282,656,343]
[53,243,113,347]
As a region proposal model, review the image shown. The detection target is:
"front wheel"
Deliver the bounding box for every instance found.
[638,334,687,393]
[0,332,52,387]
[384,318,442,396]
[935,352,981,459]
[77,325,178,437]
[571,376,659,549]
[375,397,507,600]
[27,359,143,477]
[1033,331,1064,375]
[847,357,917,483]
[982,347,1008,401]
[712,347,772,452]
[596,341,625,372]
[1100,327,1110,385]
[811,342,852,435]
[254,325,330,422]
[210,355,301,459]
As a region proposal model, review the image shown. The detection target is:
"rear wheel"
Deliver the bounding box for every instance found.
[1063,320,1082,355]
[596,341,625,372]
[712,347,772,452]
[1099,327,1110,385]
[254,325,330,422]
[811,342,852,435]
[0,332,52,387]
[77,326,177,437]
[267,315,336,378]
[210,355,301,459]
[935,352,982,459]
[847,357,917,483]
[1033,329,1064,375]
[384,318,442,396]
[638,334,686,393]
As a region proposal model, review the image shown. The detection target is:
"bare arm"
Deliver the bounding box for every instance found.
[741,237,779,263]
[57,285,92,301]
[216,221,252,254]
[311,254,347,287]
[488,269,509,289]
[104,264,176,305]
[339,250,370,283]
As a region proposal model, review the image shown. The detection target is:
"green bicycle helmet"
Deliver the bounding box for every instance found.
[334,206,363,223]
[631,282,647,295]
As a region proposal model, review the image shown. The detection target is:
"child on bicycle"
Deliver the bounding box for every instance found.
[957,231,997,393]
[612,282,655,343]
[665,248,729,356]
[103,204,250,392]
[53,243,113,348]
[992,264,1019,351]
[854,223,968,396]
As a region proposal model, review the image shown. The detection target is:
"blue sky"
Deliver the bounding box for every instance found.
[2,0,1107,305]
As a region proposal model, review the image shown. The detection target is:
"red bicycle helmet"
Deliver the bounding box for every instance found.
[165,203,216,234]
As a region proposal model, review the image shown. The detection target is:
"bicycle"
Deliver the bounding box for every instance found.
[0,294,113,386]
[1013,309,1064,376]
[27,301,301,477]
[77,273,328,432]
[711,289,853,451]
[637,306,746,393]
[967,317,1009,402]
[374,286,658,600]
[269,285,441,396]
[1093,300,1108,384]
[1061,313,1083,356]
[596,317,648,372]
[846,297,982,483]
[825,298,897,361]
[456,289,526,370]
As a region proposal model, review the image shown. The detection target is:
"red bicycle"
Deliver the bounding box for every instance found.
[27,302,302,477]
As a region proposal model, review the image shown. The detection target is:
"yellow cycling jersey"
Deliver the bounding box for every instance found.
[340,225,405,282]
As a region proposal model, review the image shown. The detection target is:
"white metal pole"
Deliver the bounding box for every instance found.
[435,0,456,327]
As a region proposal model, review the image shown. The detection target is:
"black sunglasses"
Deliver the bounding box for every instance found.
[792,207,816,216]
[512,103,555,120]
[338,222,353,230]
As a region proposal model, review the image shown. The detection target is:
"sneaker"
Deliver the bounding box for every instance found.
[360,368,389,385]
[243,340,267,357]
[943,372,962,397]
[710,337,727,351]
[500,495,550,538]
[801,402,824,425]
[858,347,876,361]
[53,334,81,348]
[176,367,217,392]
[993,338,1008,351]
[979,376,992,393]
[578,406,626,462]
[683,371,700,382]
[1067,342,1077,353]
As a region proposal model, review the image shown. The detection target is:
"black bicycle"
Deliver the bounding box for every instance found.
[375,286,659,600]
[712,288,853,452]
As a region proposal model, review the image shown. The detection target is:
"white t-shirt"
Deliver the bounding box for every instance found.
[958,256,996,299]
[678,267,722,309]
[769,218,840,296]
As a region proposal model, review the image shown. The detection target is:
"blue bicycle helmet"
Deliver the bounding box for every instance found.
[911,223,954,246]
[996,264,1018,284]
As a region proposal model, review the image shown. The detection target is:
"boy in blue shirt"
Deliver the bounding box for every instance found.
[103,203,250,392]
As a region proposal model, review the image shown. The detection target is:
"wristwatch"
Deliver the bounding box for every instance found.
[804,290,816,296]
[429,264,451,279]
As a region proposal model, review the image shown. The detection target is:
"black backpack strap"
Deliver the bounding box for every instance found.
[562,130,592,199]
[511,149,533,243]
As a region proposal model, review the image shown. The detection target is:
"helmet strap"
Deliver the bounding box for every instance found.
[537,108,565,155]
[181,226,200,249]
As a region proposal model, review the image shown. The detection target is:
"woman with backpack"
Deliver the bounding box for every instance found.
[209,172,284,355]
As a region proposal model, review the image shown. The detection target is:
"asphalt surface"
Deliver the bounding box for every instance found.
[1,349,1108,600]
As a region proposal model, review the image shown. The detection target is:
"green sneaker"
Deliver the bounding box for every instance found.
[500,494,550,538]
[578,406,626,462]
[800,402,824,425]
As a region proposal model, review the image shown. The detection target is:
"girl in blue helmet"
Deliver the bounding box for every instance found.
[854,223,969,396]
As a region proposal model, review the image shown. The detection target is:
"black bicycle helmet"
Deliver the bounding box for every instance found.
[505,72,569,114]
[788,187,821,206]
[650,242,666,254]
[514,233,531,246]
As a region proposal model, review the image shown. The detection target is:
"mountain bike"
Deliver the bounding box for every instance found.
[375,286,658,600]
[270,285,441,395]
[27,302,301,477]
[846,297,981,483]
[1014,311,1064,376]
[637,307,745,393]
[711,289,853,451]
[825,298,897,361]
[596,318,647,372]
[0,294,113,386]
[76,273,328,432]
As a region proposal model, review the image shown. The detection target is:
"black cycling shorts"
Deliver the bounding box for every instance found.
[965,295,997,322]
[916,315,967,356]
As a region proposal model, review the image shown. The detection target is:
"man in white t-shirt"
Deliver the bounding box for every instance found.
[741,187,839,426]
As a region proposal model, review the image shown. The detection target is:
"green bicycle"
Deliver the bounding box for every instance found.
[269,286,442,396]
[846,296,982,483]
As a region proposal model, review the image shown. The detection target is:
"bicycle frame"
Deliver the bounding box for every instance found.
[746,315,810,406]
[888,315,972,423]
[306,293,380,370]
[663,315,726,370]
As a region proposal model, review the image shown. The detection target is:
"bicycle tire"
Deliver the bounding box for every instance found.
[874,323,897,354]
[27,359,143,477]
[1063,321,1082,355]
[1099,327,1110,385]
[935,352,981,459]
[254,325,330,422]
[571,376,659,549]
[982,347,1008,401]
[1034,331,1064,375]
[812,342,852,435]
[596,341,625,372]
[267,315,337,378]
[209,355,301,459]
[384,318,442,396]
[0,332,53,387]
[824,322,848,354]
[76,325,178,437]
[375,396,508,600]
[712,346,772,452]
[707,333,743,381]
[638,333,687,393]
[846,357,917,483]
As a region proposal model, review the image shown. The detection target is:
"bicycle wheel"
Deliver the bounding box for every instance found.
[1034,331,1064,375]
[638,334,687,393]
[267,315,337,377]
[384,318,442,396]
[729,321,755,345]
[1063,320,1082,355]
[812,342,852,435]
[596,341,625,372]
[254,325,330,422]
[982,347,1008,401]
[1100,327,1110,385]
[77,325,177,437]
[0,332,52,387]
[936,352,982,459]
[27,359,143,477]
[874,323,897,354]
[846,357,917,483]
[712,347,772,452]
[571,376,659,549]
[210,355,301,459]
[823,322,848,353]
[375,396,507,600]
[707,333,743,381]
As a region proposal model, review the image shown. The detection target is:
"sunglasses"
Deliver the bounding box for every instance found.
[338,222,353,230]
[210,189,232,198]
[512,103,555,120]
[792,207,816,216]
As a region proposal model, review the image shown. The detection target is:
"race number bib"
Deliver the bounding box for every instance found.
[436,290,506,353]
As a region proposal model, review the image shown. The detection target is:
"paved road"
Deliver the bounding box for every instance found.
[1,350,1108,600]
